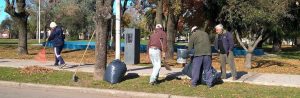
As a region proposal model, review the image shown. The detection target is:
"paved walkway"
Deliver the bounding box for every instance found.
[0,59,300,88]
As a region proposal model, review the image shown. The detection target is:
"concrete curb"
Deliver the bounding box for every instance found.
[0,81,200,98]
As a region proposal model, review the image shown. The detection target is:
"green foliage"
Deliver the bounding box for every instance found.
[0,17,18,38]
[219,0,289,32]
[0,17,12,30]
[171,0,182,16]
[48,0,96,40]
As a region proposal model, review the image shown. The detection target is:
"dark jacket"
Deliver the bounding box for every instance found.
[188,30,211,56]
[214,30,234,54]
[48,26,65,47]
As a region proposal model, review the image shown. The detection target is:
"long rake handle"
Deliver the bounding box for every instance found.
[74,31,96,74]
[43,38,49,50]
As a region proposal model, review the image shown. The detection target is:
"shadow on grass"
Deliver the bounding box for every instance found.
[122,73,140,82]
[127,66,153,71]
[253,60,290,68]
[0,61,10,63]
[159,72,183,83]
[62,49,83,53]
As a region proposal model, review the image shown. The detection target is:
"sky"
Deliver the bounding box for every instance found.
[0,0,9,23]
[0,0,134,23]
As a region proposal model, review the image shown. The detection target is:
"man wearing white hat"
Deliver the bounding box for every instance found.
[188,26,214,88]
[147,24,167,85]
[48,22,67,68]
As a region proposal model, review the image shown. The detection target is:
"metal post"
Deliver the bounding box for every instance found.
[38,0,41,44]
[36,11,38,40]
[115,0,121,60]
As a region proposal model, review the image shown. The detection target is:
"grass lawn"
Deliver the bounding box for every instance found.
[276,47,300,60]
[0,45,300,75]
[0,39,40,44]
[0,67,299,98]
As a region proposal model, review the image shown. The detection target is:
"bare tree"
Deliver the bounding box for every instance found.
[5,0,29,55]
[155,0,163,24]
[93,0,113,80]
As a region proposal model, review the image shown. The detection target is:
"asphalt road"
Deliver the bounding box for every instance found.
[0,85,129,98]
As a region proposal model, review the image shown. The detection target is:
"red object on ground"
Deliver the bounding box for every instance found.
[35,48,47,62]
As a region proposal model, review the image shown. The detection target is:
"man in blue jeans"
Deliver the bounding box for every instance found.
[48,22,67,68]
[147,24,167,85]
[188,26,213,88]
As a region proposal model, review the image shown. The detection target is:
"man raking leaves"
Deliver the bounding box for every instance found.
[48,22,68,68]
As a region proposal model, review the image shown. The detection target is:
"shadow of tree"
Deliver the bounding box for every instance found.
[253,60,290,68]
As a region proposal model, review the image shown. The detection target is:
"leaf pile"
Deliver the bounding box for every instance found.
[19,66,54,75]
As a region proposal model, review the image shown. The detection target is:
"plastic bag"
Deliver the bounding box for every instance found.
[104,59,127,84]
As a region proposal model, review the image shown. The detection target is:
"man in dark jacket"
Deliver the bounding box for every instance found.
[48,22,67,68]
[188,26,213,88]
[214,24,237,80]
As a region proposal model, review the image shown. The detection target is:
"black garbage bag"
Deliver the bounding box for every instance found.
[104,59,127,84]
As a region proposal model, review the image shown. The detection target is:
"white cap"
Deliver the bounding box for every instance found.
[155,24,162,29]
[191,26,198,32]
[215,24,223,29]
[50,22,57,28]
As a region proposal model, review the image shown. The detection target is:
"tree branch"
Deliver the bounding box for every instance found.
[235,31,248,51]
[5,0,15,15]
[252,29,264,48]
[5,0,10,5]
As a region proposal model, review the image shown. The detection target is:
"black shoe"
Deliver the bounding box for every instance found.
[150,81,158,85]
[208,84,213,88]
[54,63,59,66]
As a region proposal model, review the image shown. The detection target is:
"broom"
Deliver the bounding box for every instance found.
[160,39,172,71]
[35,40,48,63]
[72,31,95,82]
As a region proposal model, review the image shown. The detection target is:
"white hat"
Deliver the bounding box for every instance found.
[50,22,57,28]
[191,26,197,32]
[155,24,162,29]
[215,24,223,29]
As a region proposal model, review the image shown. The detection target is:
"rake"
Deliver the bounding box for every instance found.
[72,31,95,82]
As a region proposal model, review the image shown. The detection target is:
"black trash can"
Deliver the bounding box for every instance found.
[104,59,127,84]
[177,48,188,64]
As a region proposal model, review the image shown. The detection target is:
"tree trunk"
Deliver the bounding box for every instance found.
[272,33,282,52]
[43,9,51,40]
[122,0,128,13]
[94,0,113,81]
[5,0,29,55]
[16,18,28,55]
[272,40,281,52]
[166,13,176,60]
[235,30,263,69]
[110,17,116,50]
[244,52,252,69]
[165,3,178,60]
[155,0,163,25]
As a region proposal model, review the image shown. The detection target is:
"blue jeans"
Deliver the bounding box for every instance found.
[191,56,212,86]
[149,48,161,83]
